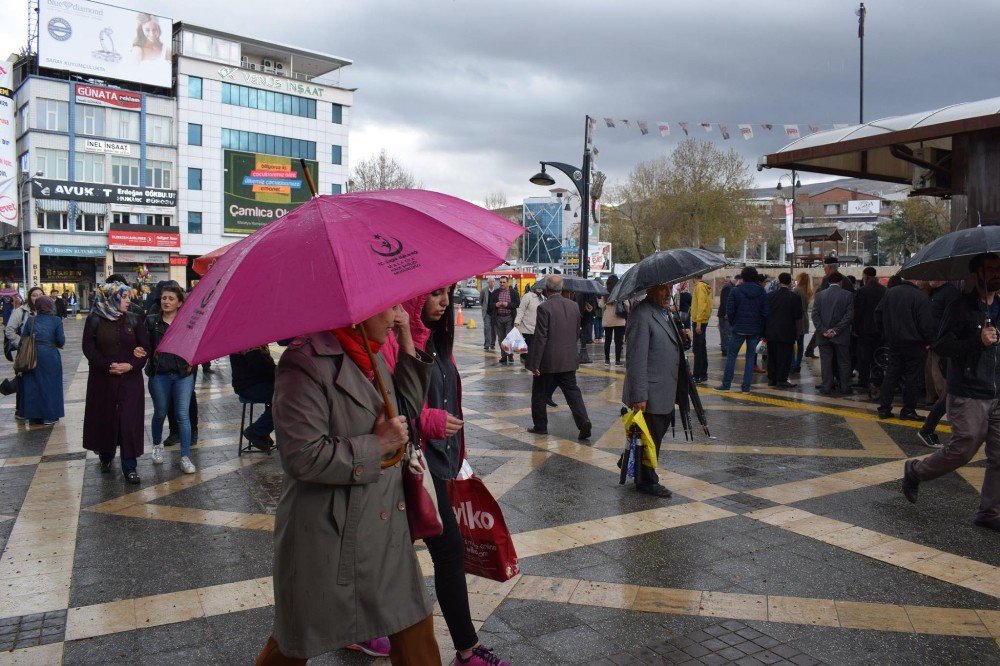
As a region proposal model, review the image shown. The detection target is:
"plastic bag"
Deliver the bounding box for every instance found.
[500,327,528,354]
[447,475,520,581]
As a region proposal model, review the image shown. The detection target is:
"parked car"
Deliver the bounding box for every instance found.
[455,287,480,308]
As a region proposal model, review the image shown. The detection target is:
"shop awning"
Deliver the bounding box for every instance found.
[113,251,170,264]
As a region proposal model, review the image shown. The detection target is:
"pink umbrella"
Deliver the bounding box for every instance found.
[158,190,523,365]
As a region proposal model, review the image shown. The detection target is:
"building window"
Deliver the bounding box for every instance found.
[824,204,839,215]
[73,153,105,184]
[75,213,106,233]
[221,83,316,118]
[106,109,140,141]
[331,183,342,194]
[35,98,68,132]
[36,148,69,179]
[75,105,105,136]
[188,211,202,234]
[221,129,316,160]
[146,115,173,145]
[331,145,342,165]
[16,103,29,135]
[147,214,173,226]
[146,160,173,189]
[188,167,203,190]
[189,76,203,99]
[111,156,141,186]
[188,123,202,146]
[113,212,140,225]
[331,103,343,124]
[36,211,68,230]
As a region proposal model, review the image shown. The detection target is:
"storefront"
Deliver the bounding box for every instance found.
[108,226,183,289]
[38,245,107,310]
[0,250,24,287]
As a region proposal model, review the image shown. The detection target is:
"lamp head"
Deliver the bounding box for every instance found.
[530,164,555,187]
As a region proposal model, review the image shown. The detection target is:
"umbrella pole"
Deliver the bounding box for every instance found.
[300,159,318,197]
[357,323,405,468]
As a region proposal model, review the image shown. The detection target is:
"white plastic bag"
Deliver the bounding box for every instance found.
[501,328,528,354]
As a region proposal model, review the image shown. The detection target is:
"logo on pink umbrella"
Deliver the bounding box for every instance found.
[371,234,403,257]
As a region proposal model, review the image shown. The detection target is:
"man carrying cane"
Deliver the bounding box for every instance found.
[902,253,1000,531]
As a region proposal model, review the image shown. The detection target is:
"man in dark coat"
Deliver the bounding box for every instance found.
[805,257,840,357]
[812,271,854,395]
[853,266,886,390]
[764,272,802,388]
[487,276,520,365]
[919,280,962,447]
[526,276,591,440]
[717,275,738,355]
[875,277,936,420]
[230,346,277,451]
[717,266,768,393]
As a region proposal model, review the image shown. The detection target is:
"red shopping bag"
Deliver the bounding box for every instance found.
[447,476,520,582]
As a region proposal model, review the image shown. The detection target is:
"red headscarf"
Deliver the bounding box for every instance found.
[332,326,382,380]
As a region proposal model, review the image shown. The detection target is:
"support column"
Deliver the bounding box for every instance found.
[28,245,40,289]
[102,251,114,283]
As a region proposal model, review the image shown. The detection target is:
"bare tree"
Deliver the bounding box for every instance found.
[483,192,508,211]
[350,149,419,191]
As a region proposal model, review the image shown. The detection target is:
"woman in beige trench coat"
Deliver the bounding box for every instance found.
[256,306,439,665]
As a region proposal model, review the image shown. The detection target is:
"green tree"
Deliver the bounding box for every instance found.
[876,198,949,265]
[350,149,419,191]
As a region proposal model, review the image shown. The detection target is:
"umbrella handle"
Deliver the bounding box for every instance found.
[358,324,405,469]
[300,159,318,197]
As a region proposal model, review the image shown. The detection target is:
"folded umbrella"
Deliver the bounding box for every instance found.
[898,226,1000,280]
[158,190,525,366]
[607,247,727,303]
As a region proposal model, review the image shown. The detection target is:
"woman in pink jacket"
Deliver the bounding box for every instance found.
[384,287,509,666]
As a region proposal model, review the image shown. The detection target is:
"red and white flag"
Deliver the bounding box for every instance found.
[784,124,801,138]
[739,124,754,140]
[699,122,712,133]
[604,118,615,128]
[637,120,649,135]
[679,122,689,136]
[621,119,631,128]
[808,124,820,134]
[761,123,773,131]
[784,200,795,253]
[719,124,731,140]
[657,122,670,136]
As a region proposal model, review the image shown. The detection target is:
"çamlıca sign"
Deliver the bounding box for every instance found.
[32,178,176,207]
[75,83,141,110]
[108,229,179,251]
[223,149,317,235]
[38,0,173,88]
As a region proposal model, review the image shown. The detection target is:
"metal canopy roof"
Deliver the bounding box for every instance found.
[761,97,1000,184]
[793,227,843,241]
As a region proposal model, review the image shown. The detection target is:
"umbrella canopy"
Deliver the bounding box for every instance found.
[193,242,238,277]
[898,226,1000,280]
[608,247,728,303]
[159,190,525,365]
[535,274,608,296]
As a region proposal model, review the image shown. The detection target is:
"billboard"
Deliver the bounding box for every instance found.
[223,150,319,235]
[847,199,881,215]
[32,178,176,207]
[38,0,172,88]
[108,228,180,251]
[0,60,16,227]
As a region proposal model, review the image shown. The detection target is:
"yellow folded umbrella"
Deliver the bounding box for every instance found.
[621,409,658,469]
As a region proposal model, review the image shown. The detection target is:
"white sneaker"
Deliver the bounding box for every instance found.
[151,445,164,464]
[180,456,197,474]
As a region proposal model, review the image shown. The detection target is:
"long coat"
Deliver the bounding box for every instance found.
[764,288,803,344]
[82,314,149,458]
[270,331,432,659]
[623,300,681,415]
[21,314,65,421]
[526,294,581,374]
[811,285,854,346]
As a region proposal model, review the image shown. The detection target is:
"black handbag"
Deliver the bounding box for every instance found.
[0,376,18,396]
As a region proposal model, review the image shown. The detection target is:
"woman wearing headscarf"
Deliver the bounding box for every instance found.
[257,305,440,665]
[383,288,510,666]
[602,274,628,365]
[82,282,150,484]
[6,287,44,422]
[145,284,197,474]
[19,296,65,425]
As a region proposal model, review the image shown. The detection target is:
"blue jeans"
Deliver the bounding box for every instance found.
[792,334,805,370]
[149,372,195,457]
[594,319,604,340]
[721,333,760,391]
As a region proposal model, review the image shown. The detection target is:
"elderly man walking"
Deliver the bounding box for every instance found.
[623,283,685,498]
[526,276,591,440]
[480,277,496,350]
[488,276,520,365]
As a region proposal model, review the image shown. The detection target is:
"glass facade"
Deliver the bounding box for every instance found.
[522,201,563,264]
[221,129,316,160]
[222,83,317,119]
[188,212,202,234]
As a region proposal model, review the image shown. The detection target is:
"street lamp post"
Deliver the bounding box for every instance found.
[16,175,38,292]
[776,171,801,275]
[530,159,590,278]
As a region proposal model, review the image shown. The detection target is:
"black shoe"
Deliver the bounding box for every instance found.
[244,429,273,452]
[615,360,624,366]
[916,430,942,449]
[777,381,797,389]
[163,433,179,446]
[804,352,818,359]
[902,459,920,504]
[972,515,1000,531]
[714,384,730,391]
[100,460,112,473]
[898,410,923,422]
[125,471,141,485]
[526,426,547,435]
[578,422,592,440]
[498,359,507,366]
[877,409,893,419]
[546,399,558,407]
[638,484,672,498]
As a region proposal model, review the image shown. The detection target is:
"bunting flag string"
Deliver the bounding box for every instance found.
[589,118,851,142]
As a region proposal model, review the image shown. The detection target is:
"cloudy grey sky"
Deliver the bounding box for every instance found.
[4,1,997,204]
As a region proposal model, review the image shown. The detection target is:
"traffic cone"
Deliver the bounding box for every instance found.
[456,306,464,326]
[468,319,476,329]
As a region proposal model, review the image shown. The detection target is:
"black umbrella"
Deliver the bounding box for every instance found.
[607,248,728,303]
[535,274,608,296]
[898,226,1000,280]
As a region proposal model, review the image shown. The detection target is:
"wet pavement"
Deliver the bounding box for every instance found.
[1,317,998,665]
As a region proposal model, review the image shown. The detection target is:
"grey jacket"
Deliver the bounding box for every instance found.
[5,305,30,347]
[623,300,681,415]
[270,331,433,658]
[526,294,581,374]
[811,284,854,345]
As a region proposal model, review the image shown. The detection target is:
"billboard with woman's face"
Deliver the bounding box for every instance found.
[38,0,173,88]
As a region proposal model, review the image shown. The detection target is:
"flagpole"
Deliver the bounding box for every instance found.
[858,3,866,124]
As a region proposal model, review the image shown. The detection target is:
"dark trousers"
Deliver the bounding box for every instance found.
[99,450,137,475]
[493,314,514,359]
[482,313,494,347]
[819,339,851,393]
[719,319,732,353]
[767,340,793,384]
[805,330,819,356]
[856,334,880,388]
[604,326,625,362]
[238,382,275,436]
[914,395,1000,520]
[878,344,926,413]
[922,393,948,434]
[531,371,589,430]
[521,333,533,362]
[424,475,478,651]
[639,412,671,488]
[692,325,708,380]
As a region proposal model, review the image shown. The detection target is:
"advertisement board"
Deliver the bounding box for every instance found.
[32,178,176,207]
[0,60,16,227]
[223,149,318,235]
[75,83,141,109]
[588,242,612,272]
[847,199,881,215]
[108,228,179,251]
[38,0,172,88]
